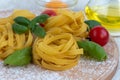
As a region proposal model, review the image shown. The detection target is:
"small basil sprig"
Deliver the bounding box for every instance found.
[77,40,107,61]
[29,14,49,31]
[85,20,101,29]
[4,47,32,66]
[12,14,49,38]
[29,14,49,37]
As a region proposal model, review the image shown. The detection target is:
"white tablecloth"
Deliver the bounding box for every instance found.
[0,0,119,80]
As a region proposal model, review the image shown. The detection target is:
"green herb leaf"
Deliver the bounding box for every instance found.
[33,25,46,38]
[12,23,29,34]
[4,47,32,66]
[85,20,101,29]
[28,14,49,37]
[14,16,30,26]
[29,14,49,30]
[32,14,49,23]
[77,40,107,61]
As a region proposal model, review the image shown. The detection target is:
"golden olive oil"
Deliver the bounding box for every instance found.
[85,5,120,32]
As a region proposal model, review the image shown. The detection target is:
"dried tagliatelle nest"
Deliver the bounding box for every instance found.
[45,9,88,40]
[0,10,35,59]
[33,33,83,71]
[33,9,88,71]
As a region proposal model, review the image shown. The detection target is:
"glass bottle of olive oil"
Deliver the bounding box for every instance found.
[85,0,120,36]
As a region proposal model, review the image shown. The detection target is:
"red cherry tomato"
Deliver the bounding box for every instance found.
[39,23,45,27]
[89,26,109,46]
[41,9,57,16]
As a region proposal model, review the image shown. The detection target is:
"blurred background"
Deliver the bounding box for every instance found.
[0,0,89,11]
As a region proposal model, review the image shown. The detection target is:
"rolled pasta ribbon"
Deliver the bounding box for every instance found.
[10,10,35,20]
[0,10,35,25]
[45,9,88,40]
[33,33,83,70]
[0,23,33,59]
[0,10,35,59]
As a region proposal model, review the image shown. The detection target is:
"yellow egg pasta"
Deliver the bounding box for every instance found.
[0,18,11,25]
[11,10,35,20]
[32,9,88,70]
[45,9,88,40]
[0,10,35,60]
[0,23,33,59]
[0,9,88,71]
[0,10,35,25]
[33,33,83,71]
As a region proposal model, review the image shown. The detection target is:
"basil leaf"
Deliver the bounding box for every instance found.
[85,20,101,29]
[12,23,28,34]
[29,14,49,30]
[14,16,30,26]
[4,47,32,66]
[77,40,107,61]
[33,25,46,38]
[32,14,49,23]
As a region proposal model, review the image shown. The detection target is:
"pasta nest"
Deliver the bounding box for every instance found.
[0,23,33,59]
[33,33,83,71]
[0,10,35,59]
[45,9,88,40]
